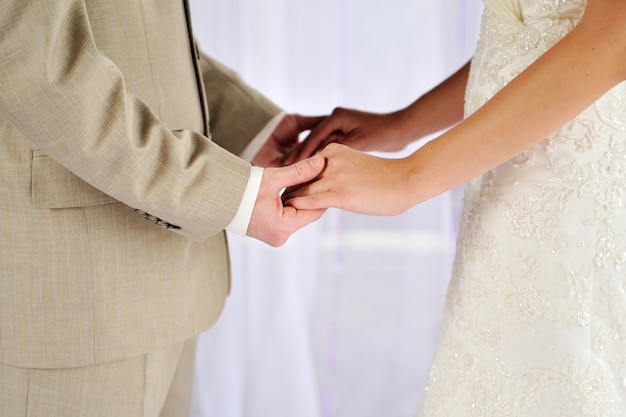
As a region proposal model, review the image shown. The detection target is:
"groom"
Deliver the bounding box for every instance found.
[0,1,325,416]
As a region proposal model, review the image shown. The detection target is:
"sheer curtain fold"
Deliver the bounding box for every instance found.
[189,1,482,416]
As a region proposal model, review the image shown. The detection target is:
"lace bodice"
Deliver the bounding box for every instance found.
[466,0,588,114]
[484,0,586,27]
[415,0,626,416]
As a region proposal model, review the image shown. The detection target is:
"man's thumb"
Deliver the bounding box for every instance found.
[283,154,325,187]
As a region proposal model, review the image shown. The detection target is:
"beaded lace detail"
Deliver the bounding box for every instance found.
[416,1,626,416]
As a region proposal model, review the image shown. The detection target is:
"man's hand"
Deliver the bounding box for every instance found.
[247,154,326,246]
[252,113,326,167]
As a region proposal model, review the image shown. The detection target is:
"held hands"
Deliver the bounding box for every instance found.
[248,109,415,246]
[252,113,326,167]
[284,143,415,216]
[284,107,411,164]
[247,154,327,247]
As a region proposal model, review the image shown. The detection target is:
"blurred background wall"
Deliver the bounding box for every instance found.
[188,1,482,416]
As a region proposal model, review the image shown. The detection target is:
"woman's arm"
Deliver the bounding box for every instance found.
[284,61,471,163]
[287,0,626,215]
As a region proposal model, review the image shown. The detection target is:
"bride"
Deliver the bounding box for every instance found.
[286,0,626,415]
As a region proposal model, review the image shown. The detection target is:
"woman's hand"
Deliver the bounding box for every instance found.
[252,113,326,167]
[284,143,415,216]
[284,62,471,165]
[283,108,411,165]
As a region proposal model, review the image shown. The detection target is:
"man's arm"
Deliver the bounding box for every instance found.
[0,1,301,243]
[197,51,282,156]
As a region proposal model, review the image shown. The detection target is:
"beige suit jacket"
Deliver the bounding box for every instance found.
[0,0,280,368]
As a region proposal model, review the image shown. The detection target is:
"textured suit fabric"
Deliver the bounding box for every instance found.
[0,337,197,417]
[0,0,281,369]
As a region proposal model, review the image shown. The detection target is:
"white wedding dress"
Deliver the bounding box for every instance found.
[416,0,626,415]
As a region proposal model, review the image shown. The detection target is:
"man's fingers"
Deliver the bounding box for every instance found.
[285,118,339,164]
[280,153,325,188]
[284,206,326,230]
[286,131,336,165]
[281,182,308,205]
[285,192,335,211]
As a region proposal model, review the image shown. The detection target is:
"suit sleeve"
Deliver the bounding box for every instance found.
[0,1,249,242]
[198,51,283,156]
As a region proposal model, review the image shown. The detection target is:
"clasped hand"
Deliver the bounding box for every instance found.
[281,107,417,216]
[283,143,414,216]
[248,108,415,247]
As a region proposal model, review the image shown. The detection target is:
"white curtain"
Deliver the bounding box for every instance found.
[188,1,482,416]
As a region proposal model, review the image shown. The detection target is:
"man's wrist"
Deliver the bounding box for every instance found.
[225,166,264,235]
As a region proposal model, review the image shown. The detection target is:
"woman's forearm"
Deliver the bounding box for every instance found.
[404,0,626,206]
[396,60,471,141]
[287,0,626,217]
[284,61,471,161]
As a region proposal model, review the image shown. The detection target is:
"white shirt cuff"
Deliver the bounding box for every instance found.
[226,112,285,235]
[226,166,264,236]
[239,112,285,162]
